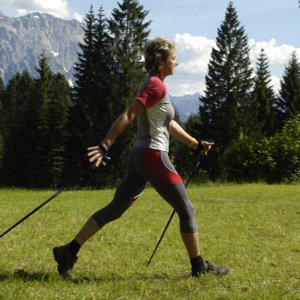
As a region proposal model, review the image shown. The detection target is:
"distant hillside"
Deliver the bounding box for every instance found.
[0,11,83,84]
[170,93,200,122]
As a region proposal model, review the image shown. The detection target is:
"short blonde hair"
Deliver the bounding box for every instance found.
[144,37,176,74]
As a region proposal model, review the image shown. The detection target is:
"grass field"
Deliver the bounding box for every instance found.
[0,184,299,300]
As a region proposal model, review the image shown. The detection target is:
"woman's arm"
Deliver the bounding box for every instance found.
[170,120,198,149]
[170,120,214,154]
[88,100,144,167]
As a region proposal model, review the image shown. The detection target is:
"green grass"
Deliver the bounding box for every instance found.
[0,184,299,299]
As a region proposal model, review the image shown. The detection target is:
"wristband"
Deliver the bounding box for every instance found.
[99,143,111,163]
[99,143,109,155]
[188,138,197,148]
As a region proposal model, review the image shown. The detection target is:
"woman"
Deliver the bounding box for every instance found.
[53,37,229,278]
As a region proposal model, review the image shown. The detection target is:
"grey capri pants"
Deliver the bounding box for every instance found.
[92,147,197,233]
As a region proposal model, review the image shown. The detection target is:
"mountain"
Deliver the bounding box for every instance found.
[0,12,83,83]
[0,12,200,121]
[170,93,200,122]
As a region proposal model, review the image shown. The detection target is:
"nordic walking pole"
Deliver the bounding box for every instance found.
[0,156,110,238]
[0,168,89,238]
[147,156,202,266]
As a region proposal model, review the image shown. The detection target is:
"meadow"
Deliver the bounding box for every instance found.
[0,184,299,299]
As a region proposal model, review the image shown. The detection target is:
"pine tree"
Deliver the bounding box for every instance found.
[30,53,55,186]
[70,6,119,186]
[199,1,253,177]
[73,6,114,137]
[108,0,151,109]
[70,2,151,187]
[0,72,36,186]
[200,1,253,146]
[68,6,98,183]
[277,51,300,127]
[250,48,277,136]
[31,54,72,187]
[93,6,117,121]
[73,6,97,102]
[42,73,72,187]
[107,0,151,181]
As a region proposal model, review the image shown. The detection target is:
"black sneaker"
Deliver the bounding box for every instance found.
[53,244,77,276]
[192,260,230,277]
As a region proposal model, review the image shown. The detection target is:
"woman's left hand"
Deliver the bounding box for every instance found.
[198,140,214,156]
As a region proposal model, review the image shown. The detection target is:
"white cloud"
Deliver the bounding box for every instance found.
[8,0,69,18]
[16,8,27,16]
[249,38,299,69]
[72,12,83,23]
[167,34,300,96]
[166,33,214,96]
[0,0,83,22]
[248,38,300,94]
[175,33,215,74]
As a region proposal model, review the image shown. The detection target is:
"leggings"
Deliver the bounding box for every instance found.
[92,147,197,233]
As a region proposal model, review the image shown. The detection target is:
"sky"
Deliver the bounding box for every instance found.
[0,0,300,96]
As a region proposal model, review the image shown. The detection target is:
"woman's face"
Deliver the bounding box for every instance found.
[159,51,178,79]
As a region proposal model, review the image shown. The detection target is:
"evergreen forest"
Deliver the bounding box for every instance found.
[0,1,299,188]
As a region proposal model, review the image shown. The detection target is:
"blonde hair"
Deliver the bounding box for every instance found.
[144,37,176,74]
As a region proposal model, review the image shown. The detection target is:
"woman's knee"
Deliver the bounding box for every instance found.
[178,203,197,233]
[92,202,127,227]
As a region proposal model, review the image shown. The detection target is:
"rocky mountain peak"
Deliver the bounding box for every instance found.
[0,12,83,84]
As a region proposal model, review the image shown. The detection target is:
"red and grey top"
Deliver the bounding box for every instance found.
[134,75,175,152]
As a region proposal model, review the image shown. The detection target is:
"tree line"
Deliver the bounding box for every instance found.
[176,2,300,183]
[0,1,299,188]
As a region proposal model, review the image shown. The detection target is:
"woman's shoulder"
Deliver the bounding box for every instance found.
[146,75,166,92]
[149,75,165,85]
[138,75,166,94]
[136,75,167,107]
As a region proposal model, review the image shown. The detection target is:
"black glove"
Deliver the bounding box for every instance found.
[99,143,111,163]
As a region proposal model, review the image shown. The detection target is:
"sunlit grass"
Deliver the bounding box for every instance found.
[0,184,299,299]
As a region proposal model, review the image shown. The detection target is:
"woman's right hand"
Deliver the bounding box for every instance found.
[87,146,106,167]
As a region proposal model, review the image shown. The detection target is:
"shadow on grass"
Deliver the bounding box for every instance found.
[0,269,105,284]
[0,269,191,284]
[0,269,52,282]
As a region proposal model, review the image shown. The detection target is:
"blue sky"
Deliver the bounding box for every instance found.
[0,0,299,96]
